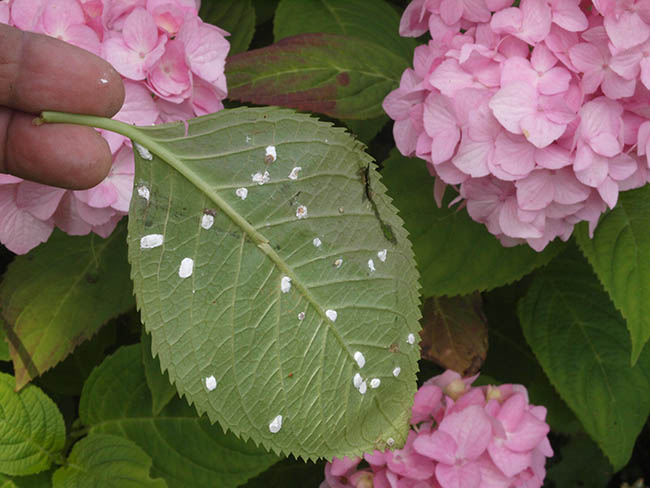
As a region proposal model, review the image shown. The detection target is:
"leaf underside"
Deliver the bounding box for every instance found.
[126,107,421,459]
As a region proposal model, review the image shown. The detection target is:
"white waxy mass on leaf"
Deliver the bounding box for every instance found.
[252,171,270,185]
[407,333,416,345]
[235,187,248,200]
[296,205,308,219]
[297,312,305,320]
[281,276,292,293]
[393,366,401,377]
[378,249,387,262]
[288,166,302,180]
[205,375,217,391]
[312,237,322,248]
[201,213,214,230]
[137,185,150,201]
[265,145,277,162]
[134,142,153,160]
[325,309,337,322]
[368,259,375,272]
[353,373,363,388]
[370,378,381,389]
[140,234,163,249]
[178,257,194,278]
[269,414,283,433]
[333,258,343,268]
[354,351,366,368]
[358,381,367,395]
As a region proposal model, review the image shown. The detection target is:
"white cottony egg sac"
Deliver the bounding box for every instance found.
[288,166,302,180]
[296,205,308,219]
[178,257,194,278]
[368,259,375,272]
[313,237,322,248]
[137,185,150,201]
[393,366,401,377]
[378,249,387,262]
[252,171,270,185]
[205,375,217,391]
[140,234,163,249]
[407,333,416,345]
[354,351,365,369]
[134,143,153,160]
[281,276,292,293]
[269,414,283,433]
[201,213,214,230]
[370,378,381,389]
[265,145,277,162]
[353,373,363,388]
[236,187,248,200]
[325,309,337,321]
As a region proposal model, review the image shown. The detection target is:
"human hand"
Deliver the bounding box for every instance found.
[0,23,124,190]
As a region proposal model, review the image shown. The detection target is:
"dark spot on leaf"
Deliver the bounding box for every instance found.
[337,72,350,86]
[203,208,216,216]
[144,218,153,227]
[85,272,99,284]
[389,343,400,353]
[288,373,293,378]
[264,154,274,164]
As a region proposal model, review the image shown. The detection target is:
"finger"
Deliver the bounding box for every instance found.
[0,109,113,189]
[0,23,124,117]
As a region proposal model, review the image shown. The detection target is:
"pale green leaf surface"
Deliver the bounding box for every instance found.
[274,0,416,71]
[141,332,177,416]
[381,152,563,296]
[52,435,166,488]
[199,0,255,55]
[41,107,421,460]
[575,185,650,364]
[518,245,650,470]
[80,344,278,488]
[0,226,134,389]
[0,373,65,476]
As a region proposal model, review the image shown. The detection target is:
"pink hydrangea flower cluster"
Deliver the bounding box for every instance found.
[0,0,229,254]
[383,0,650,250]
[322,370,553,488]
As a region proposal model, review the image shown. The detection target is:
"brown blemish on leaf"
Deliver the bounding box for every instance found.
[337,72,350,86]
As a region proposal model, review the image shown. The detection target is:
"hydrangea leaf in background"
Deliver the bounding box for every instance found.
[381,151,564,297]
[0,319,9,362]
[41,105,422,460]
[141,331,177,416]
[199,0,256,55]
[575,185,650,365]
[274,0,417,66]
[226,33,407,120]
[52,434,166,488]
[0,471,52,488]
[80,344,279,488]
[546,434,612,488]
[0,224,134,389]
[518,245,650,470]
[0,372,65,476]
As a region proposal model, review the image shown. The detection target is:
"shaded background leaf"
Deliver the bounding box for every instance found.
[241,457,326,488]
[0,319,8,362]
[0,471,52,488]
[226,33,406,120]
[0,225,134,389]
[419,294,488,376]
[546,434,612,488]
[0,373,64,476]
[80,344,278,488]
[52,434,166,488]
[200,0,256,55]
[575,185,650,365]
[381,152,564,296]
[518,244,650,470]
[141,331,177,416]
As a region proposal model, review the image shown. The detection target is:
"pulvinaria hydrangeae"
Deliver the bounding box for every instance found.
[0,0,229,254]
[384,0,650,251]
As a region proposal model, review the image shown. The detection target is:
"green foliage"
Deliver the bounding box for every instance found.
[575,185,650,365]
[274,0,416,63]
[547,434,612,488]
[519,245,650,470]
[0,320,8,362]
[52,434,166,488]
[0,373,65,476]
[0,471,51,488]
[226,33,407,120]
[0,226,134,389]
[141,332,177,416]
[199,0,256,55]
[80,344,278,488]
[242,457,326,488]
[380,151,564,297]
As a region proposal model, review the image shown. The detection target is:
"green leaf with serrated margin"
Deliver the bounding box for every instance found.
[200,0,255,55]
[0,471,52,488]
[52,435,166,488]
[518,244,650,470]
[141,331,177,416]
[80,345,278,488]
[0,373,64,476]
[575,185,650,365]
[41,107,421,461]
[0,225,133,389]
[226,33,406,120]
[546,434,611,488]
[274,0,416,62]
[381,152,564,296]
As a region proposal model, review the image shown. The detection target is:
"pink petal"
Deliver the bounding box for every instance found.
[601,70,636,99]
[436,461,481,488]
[62,24,101,56]
[74,183,118,209]
[440,0,464,25]
[609,153,639,181]
[574,151,609,187]
[530,43,558,72]
[551,1,588,32]
[489,81,537,136]
[412,384,443,424]
[604,10,650,50]
[42,0,85,35]
[399,0,430,37]
[452,132,492,177]
[10,0,46,31]
[516,170,554,211]
[191,77,225,116]
[0,186,54,254]
[92,215,123,239]
[610,49,643,80]
[499,199,543,238]
[122,7,159,54]
[553,169,591,204]
[430,59,479,98]
[535,144,571,169]
[568,42,604,72]
[487,442,532,478]
[598,176,619,208]
[330,456,361,477]
[179,17,230,84]
[520,112,566,148]
[505,411,550,452]
[519,0,553,43]
[147,39,192,102]
[115,81,160,126]
[413,430,457,464]
[15,182,66,220]
[537,67,571,95]
[103,37,149,80]
[492,133,536,179]
[439,405,492,460]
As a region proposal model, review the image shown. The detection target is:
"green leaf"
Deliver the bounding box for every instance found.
[252,0,278,25]
[344,116,388,145]
[141,331,176,416]
[226,33,407,120]
[518,244,650,470]
[0,471,52,488]
[241,457,326,488]
[575,185,650,365]
[199,0,256,55]
[80,345,278,488]
[0,372,65,476]
[0,319,9,362]
[546,434,612,488]
[41,107,421,460]
[52,435,166,488]
[381,152,564,296]
[0,225,134,389]
[274,0,416,64]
